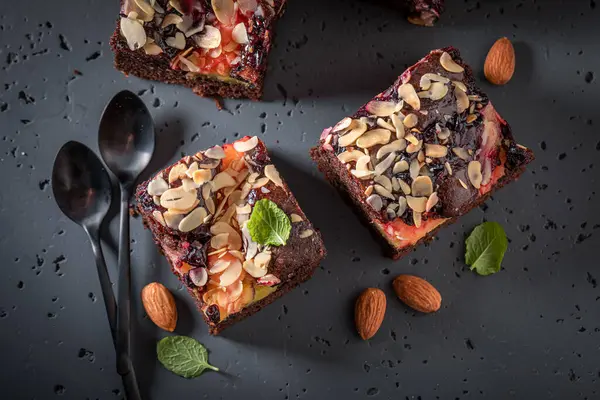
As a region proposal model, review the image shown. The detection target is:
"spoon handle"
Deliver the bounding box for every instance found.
[116,186,141,399]
[86,228,117,343]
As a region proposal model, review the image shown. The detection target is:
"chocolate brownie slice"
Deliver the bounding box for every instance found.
[311,47,534,259]
[136,137,326,334]
[110,0,286,100]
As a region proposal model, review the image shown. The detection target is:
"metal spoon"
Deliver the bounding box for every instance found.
[52,141,117,340]
[98,90,155,400]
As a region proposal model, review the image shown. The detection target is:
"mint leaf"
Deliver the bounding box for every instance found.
[157,336,219,378]
[465,221,508,276]
[247,199,291,246]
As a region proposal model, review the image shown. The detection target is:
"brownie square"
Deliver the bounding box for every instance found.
[110,0,286,100]
[311,47,534,259]
[136,137,326,334]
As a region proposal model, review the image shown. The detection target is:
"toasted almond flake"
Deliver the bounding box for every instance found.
[167,198,200,215]
[452,147,470,160]
[232,22,249,44]
[350,169,374,179]
[212,171,237,191]
[406,140,423,154]
[413,211,422,227]
[393,160,409,174]
[404,132,419,145]
[374,176,392,193]
[353,155,370,171]
[455,87,470,114]
[201,182,213,200]
[411,176,433,197]
[363,185,374,197]
[391,177,400,192]
[299,229,314,239]
[153,195,161,206]
[338,119,368,147]
[425,192,439,212]
[195,25,221,49]
[356,128,391,149]
[452,80,467,92]
[445,161,453,175]
[418,82,449,101]
[212,0,235,24]
[437,127,451,140]
[482,158,492,185]
[143,42,163,55]
[178,207,208,232]
[417,150,425,163]
[264,164,284,187]
[246,172,259,184]
[337,150,365,164]
[133,0,155,21]
[398,83,421,110]
[205,145,225,159]
[254,251,272,269]
[409,159,420,180]
[467,160,483,189]
[160,187,197,210]
[440,51,464,73]
[332,117,353,133]
[181,178,198,192]
[185,162,199,178]
[193,169,212,185]
[366,100,397,117]
[419,73,450,90]
[161,13,183,28]
[219,259,242,287]
[290,213,303,223]
[147,177,168,196]
[163,211,184,229]
[466,114,477,123]
[406,196,427,212]
[120,16,147,51]
[210,232,230,250]
[397,196,408,216]
[242,259,267,278]
[209,259,231,274]
[205,197,216,214]
[152,210,166,227]
[403,113,419,128]
[390,113,405,139]
[233,136,258,152]
[374,184,394,200]
[374,152,396,176]
[376,118,395,131]
[458,178,469,190]
[236,204,252,215]
[251,177,269,189]
[166,32,186,49]
[398,179,411,195]
[366,194,383,211]
[425,144,448,158]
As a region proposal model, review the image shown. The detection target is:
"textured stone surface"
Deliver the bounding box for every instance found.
[1,0,599,399]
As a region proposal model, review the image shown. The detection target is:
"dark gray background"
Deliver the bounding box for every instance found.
[1,0,599,399]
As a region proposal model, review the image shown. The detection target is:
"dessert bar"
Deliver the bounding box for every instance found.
[311,47,534,259]
[136,137,326,334]
[110,0,286,100]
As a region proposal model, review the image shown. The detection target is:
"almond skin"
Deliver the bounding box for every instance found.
[392,275,441,313]
[484,37,515,85]
[354,288,386,340]
[141,282,177,332]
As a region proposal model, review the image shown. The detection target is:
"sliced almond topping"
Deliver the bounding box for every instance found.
[374,175,392,193]
[351,169,374,179]
[236,204,252,215]
[409,159,420,180]
[413,211,422,228]
[211,0,235,24]
[242,259,267,278]
[264,164,284,187]
[219,259,242,287]
[398,83,421,110]
[232,22,249,44]
[481,158,492,186]
[338,119,368,147]
[425,192,439,212]
[166,32,186,49]
[194,25,221,49]
[356,128,391,149]
[404,132,419,145]
[185,161,199,178]
[147,177,168,196]
[403,114,419,128]
[152,210,166,227]
[419,73,450,90]
[160,187,197,210]
[153,195,161,206]
[452,147,470,160]
[391,113,406,139]
[206,197,216,215]
[364,185,374,196]
[406,139,423,154]
[193,169,212,185]
[251,177,269,190]
[440,51,465,73]
[133,0,155,21]
[455,87,469,114]
[437,126,451,140]
[333,117,354,133]
[466,114,478,123]
[205,145,225,159]
[374,152,396,176]
[209,259,231,275]
[178,207,208,232]
[212,172,237,191]
[417,149,425,163]
[143,42,163,55]
[299,229,314,239]
[166,198,200,215]
[468,160,483,189]
[406,196,427,212]
[201,182,212,201]
[168,163,188,183]
[376,118,395,131]
[445,161,453,175]
[397,196,408,216]
[393,160,409,174]
[120,17,147,51]
[233,136,258,152]
[366,100,397,117]
[374,184,394,200]
[425,144,448,158]
[398,178,411,195]
[418,82,448,101]
[337,150,365,164]
[452,80,467,92]
[458,178,469,190]
[391,177,400,192]
[290,213,303,223]
[411,176,433,197]
[181,178,199,192]
[163,211,184,229]
[366,194,383,211]
[161,13,183,28]
[355,155,371,171]
[210,231,230,250]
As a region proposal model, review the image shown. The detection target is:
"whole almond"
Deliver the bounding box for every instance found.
[392,275,441,313]
[141,282,177,332]
[354,288,386,340]
[484,37,515,85]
